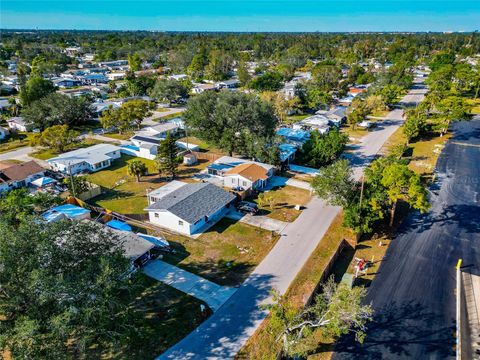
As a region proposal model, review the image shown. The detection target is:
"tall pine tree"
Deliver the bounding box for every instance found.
[156,132,179,179]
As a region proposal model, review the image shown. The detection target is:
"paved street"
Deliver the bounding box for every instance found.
[0,146,49,167]
[159,80,428,360]
[333,118,480,360]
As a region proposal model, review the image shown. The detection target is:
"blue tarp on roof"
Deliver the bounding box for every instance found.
[207,163,232,172]
[106,219,133,232]
[43,204,90,222]
[276,127,310,142]
[137,233,170,248]
[279,143,298,162]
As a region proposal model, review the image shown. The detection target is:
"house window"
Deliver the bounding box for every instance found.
[242,181,247,186]
[154,213,159,218]
[178,220,184,226]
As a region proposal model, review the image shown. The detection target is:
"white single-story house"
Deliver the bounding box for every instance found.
[0,160,45,193]
[215,79,240,89]
[145,181,236,236]
[315,106,347,127]
[7,117,32,132]
[0,126,9,140]
[53,78,82,88]
[121,121,185,160]
[223,163,271,190]
[192,83,216,94]
[47,143,121,175]
[293,115,330,135]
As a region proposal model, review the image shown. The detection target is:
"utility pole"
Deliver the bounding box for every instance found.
[68,162,76,198]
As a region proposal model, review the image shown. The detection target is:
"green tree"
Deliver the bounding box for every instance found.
[63,176,91,196]
[0,188,61,225]
[311,159,356,207]
[380,162,430,226]
[100,100,152,133]
[249,71,283,91]
[434,96,471,135]
[22,93,94,131]
[379,84,404,107]
[403,114,426,144]
[268,277,373,357]
[183,91,278,158]
[149,78,190,105]
[128,53,142,71]
[204,49,233,81]
[155,133,179,179]
[19,76,56,106]
[301,129,348,168]
[127,159,148,182]
[237,60,251,86]
[37,125,79,152]
[187,51,208,81]
[0,218,139,359]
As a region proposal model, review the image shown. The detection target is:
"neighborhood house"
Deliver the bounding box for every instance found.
[7,117,33,132]
[145,181,236,235]
[223,163,270,190]
[47,143,121,174]
[0,160,45,193]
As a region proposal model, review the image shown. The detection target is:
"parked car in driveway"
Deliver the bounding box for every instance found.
[236,201,258,215]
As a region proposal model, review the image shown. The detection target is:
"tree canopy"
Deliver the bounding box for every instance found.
[183,91,278,160]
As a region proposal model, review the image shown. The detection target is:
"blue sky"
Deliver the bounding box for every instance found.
[1,0,479,32]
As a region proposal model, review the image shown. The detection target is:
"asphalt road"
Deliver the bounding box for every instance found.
[159,80,428,360]
[333,118,480,360]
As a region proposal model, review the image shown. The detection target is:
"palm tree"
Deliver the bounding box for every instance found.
[127,160,148,182]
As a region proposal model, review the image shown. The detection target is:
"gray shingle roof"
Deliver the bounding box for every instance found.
[145,182,236,224]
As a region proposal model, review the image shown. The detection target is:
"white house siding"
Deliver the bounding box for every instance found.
[148,204,232,236]
[149,210,193,235]
[224,175,253,190]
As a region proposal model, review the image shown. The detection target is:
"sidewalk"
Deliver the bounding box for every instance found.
[144,259,237,312]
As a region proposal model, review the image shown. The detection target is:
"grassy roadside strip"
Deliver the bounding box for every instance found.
[236,213,355,360]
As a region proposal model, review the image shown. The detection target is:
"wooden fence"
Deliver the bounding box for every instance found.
[190,151,222,162]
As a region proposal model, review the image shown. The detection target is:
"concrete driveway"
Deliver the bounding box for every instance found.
[226,210,288,233]
[144,259,237,312]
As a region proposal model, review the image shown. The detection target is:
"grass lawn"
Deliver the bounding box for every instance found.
[176,136,225,155]
[86,155,211,215]
[102,132,134,140]
[379,126,450,179]
[162,218,280,287]
[71,120,101,133]
[369,109,390,118]
[86,156,163,215]
[0,132,33,154]
[341,125,368,143]
[29,139,106,160]
[283,113,310,125]
[248,185,312,223]
[100,273,207,359]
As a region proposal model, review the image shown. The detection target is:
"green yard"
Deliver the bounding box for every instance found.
[0,132,33,154]
[162,219,280,287]
[86,155,211,215]
[97,274,207,359]
[249,185,312,222]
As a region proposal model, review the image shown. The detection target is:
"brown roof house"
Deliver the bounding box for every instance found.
[224,163,271,190]
[0,160,45,193]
